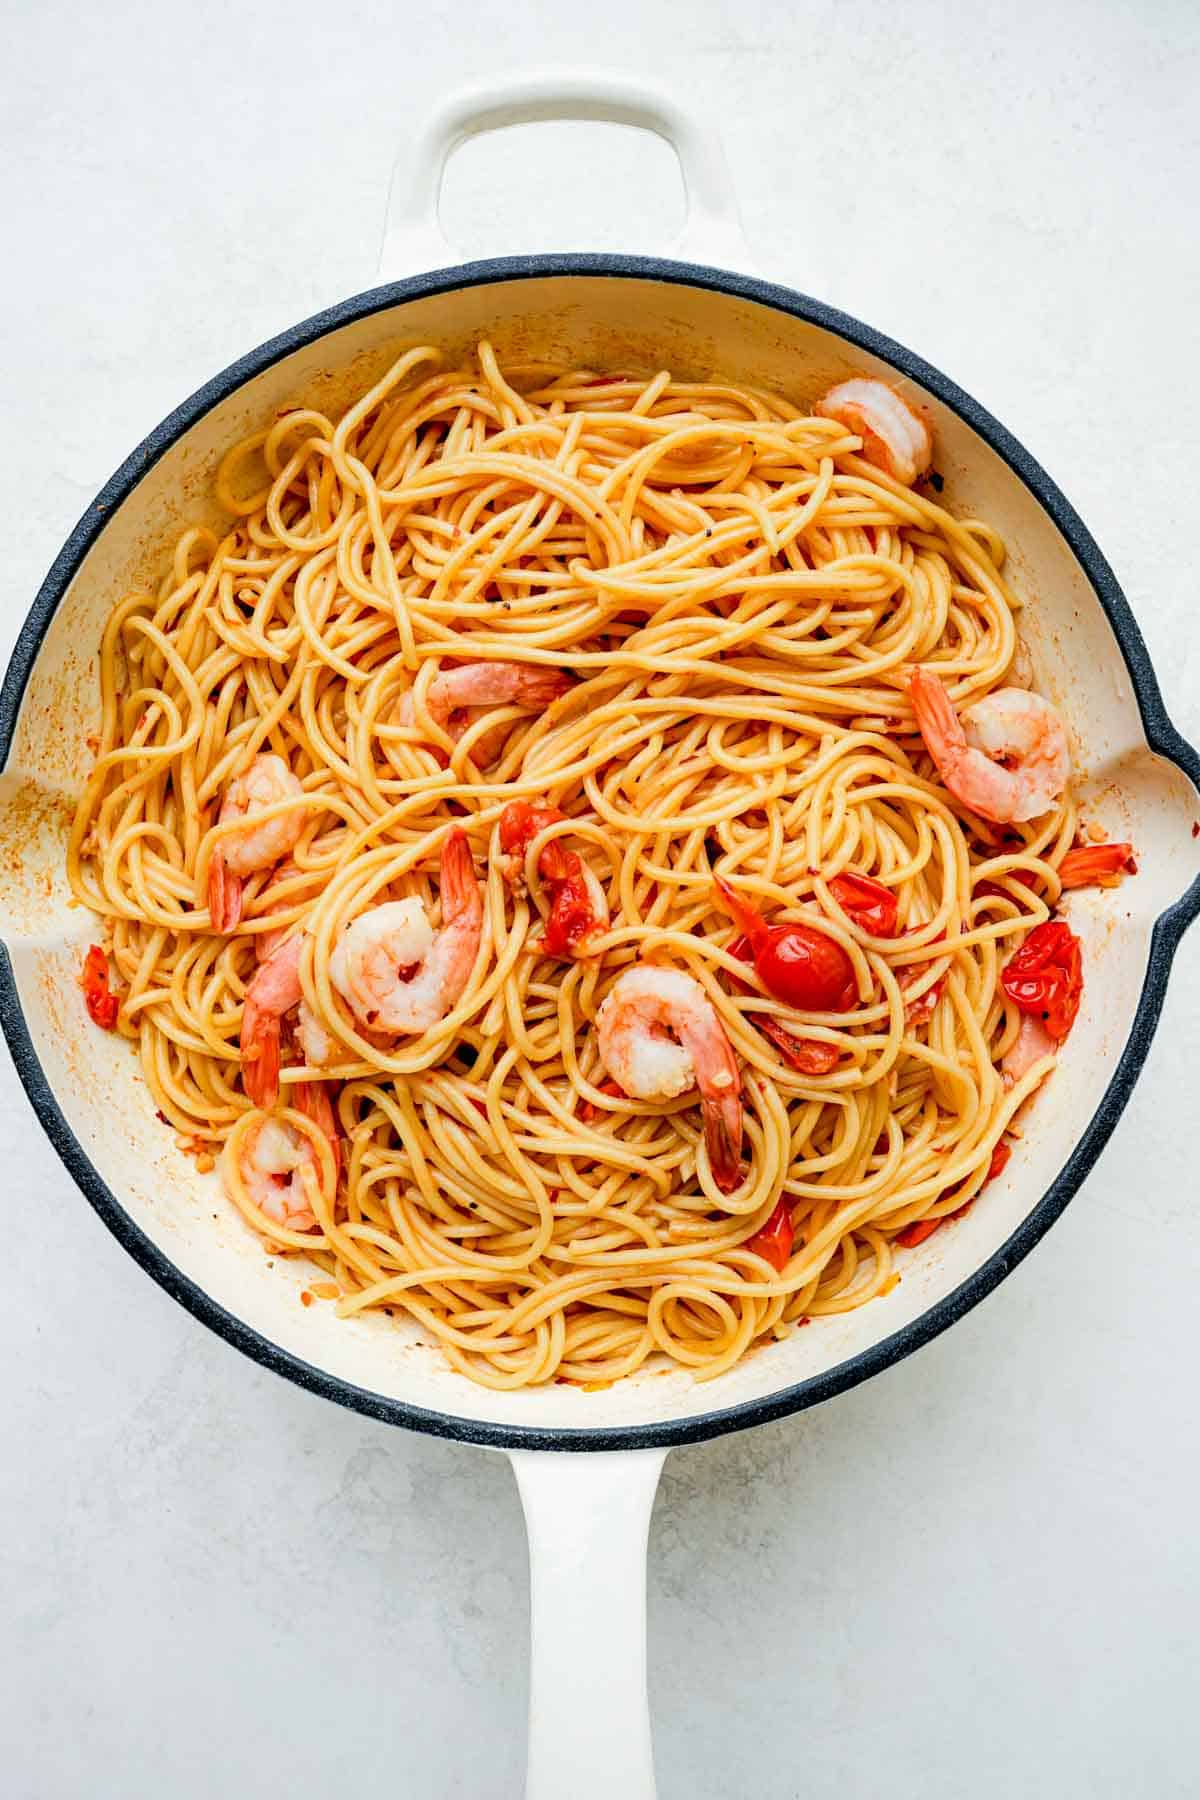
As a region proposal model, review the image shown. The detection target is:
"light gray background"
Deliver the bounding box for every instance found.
[3,2,1198,1795]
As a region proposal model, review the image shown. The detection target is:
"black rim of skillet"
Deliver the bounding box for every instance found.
[3,253,1199,1453]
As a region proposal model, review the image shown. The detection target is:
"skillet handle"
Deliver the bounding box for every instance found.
[510,1445,668,1800]
[378,71,751,279]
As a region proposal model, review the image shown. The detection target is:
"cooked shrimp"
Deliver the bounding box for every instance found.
[241,930,344,1106]
[292,1079,341,1181]
[254,858,305,964]
[208,754,305,933]
[596,965,743,1193]
[908,667,1070,825]
[330,827,483,1034]
[225,1115,317,1234]
[241,930,303,1109]
[1002,1013,1058,1086]
[815,377,933,486]
[397,661,573,756]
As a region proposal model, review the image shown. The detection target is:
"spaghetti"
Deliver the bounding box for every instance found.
[68,341,1129,1389]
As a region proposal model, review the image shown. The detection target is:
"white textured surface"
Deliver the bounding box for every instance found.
[3,2,1200,1796]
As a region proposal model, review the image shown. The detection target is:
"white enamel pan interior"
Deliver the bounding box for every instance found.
[3,75,1199,1800]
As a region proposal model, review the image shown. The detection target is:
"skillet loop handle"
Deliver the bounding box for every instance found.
[378,71,750,279]
[510,1446,668,1800]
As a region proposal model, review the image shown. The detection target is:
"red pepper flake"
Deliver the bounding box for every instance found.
[80,945,119,1030]
[300,1290,314,1307]
[155,1110,170,1126]
[1193,822,1199,839]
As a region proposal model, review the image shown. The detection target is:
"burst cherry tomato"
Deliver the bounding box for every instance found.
[726,936,841,1073]
[498,801,566,864]
[999,919,1083,1042]
[986,1139,1012,1183]
[578,1078,627,1125]
[715,877,857,1013]
[827,870,899,937]
[499,804,605,957]
[81,945,119,1030]
[744,1198,794,1272]
[542,858,603,957]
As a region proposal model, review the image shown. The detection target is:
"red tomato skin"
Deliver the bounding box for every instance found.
[82,946,119,1030]
[828,871,899,937]
[745,1198,794,1272]
[757,924,857,1013]
[726,936,841,1072]
[1000,920,1083,1041]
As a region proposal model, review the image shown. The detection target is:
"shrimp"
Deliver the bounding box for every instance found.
[330,827,483,1034]
[241,930,304,1109]
[208,754,306,933]
[815,377,934,486]
[908,667,1070,825]
[253,858,313,964]
[224,1092,337,1237]
[596,965,743,1193]
[241,930,343,1107]
[1002,1013,1058,1086]
[397,662,573,758]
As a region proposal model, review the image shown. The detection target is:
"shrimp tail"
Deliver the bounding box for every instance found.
[241,933,304,1109]
[439,827,483,927]
[907,666,967,761]
[713,876,769,951]
[243,1012,281,1110]
[703,1090,744,1194]
[519,669,575,708]
[293,1080,341,1181]
[208,846,243,933]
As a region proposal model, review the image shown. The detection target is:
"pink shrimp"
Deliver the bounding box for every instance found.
[397,661,573,758]
[908,666,1070,825]
[208,754,306,933]
[1002,1013,1058,1086]
[241,931,303,1110]
[240,931,341,1108]
[254,859,304,964]
[596,965,743,1193]
[223,1089,338,1237]
[815,377,934,486]
[330,827,483,1034]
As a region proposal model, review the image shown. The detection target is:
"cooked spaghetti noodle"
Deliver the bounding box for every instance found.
[69,341,1105,1389]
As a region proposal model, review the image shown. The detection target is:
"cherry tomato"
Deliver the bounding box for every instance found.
[498,801,565,861]
[81,945,119,1030]
[1056,842,1136,889]
[744,1198,794,1273]
[756,924,857,1012]
[578,1078,627,1126]
[715,878,857,1013]
[1000,919,1083,1042]
[986,1139,1012,1183]
[896,1197,974,1248]
[828,870,899,937]
[726,936,841,1073]
[542,853,604,957]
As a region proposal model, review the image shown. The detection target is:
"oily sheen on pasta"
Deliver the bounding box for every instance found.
[69,341,1130,1391]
